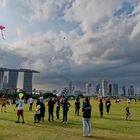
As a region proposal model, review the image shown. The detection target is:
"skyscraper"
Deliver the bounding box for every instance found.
[101,80,108,97]
[112,84,118,96]
[122,86,126,96]
[8,70,18,90]
[23,72,32,93]
[85,83,93,96]
[0,71,4,89]
[108,84,112,96]
[129,85,134,96]
[2,75,8,89]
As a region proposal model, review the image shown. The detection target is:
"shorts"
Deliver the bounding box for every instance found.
[17,110,23,116]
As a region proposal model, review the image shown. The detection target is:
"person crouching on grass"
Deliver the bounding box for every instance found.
[34,99,41,123]
[16,92,25,124]
[82,97,92,137]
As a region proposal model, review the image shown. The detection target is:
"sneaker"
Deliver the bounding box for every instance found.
[16,121,19,123]
[88,134,91,137]
[22,121,24,124]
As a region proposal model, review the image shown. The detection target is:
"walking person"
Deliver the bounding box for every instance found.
[99,99,103,118]
[82,97,92,137]
[75,98,80,116]
[61,98,70,124]
[48,97,55,121]
[56,99,60,119]
[105,98,111,114]
[28,97,34,111]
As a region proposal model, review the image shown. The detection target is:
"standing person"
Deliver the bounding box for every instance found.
[99,99,103,118]
[82,97,92,137]
[1,95,7,112]
[28,97,34,111]
[34,99,41,123]
[56,99,60,119]
[48,97,55,121]
[75,98,80,116]
[105,98,111,114]
[61,98,70,124]
[39,97,45,122]
[16,92,25,123]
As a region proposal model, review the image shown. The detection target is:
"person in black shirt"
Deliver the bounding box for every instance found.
[99,99,103,118]
[82,97,92,137]
[48,98,55,121]
[75,98,80,116]
[125,107,131,120]
[56,99,60,119]
[39,97,45,122]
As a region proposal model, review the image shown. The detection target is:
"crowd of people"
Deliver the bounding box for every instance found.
[0,93,134,137]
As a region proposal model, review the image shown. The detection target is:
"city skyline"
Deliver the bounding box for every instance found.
[1,0,140,90]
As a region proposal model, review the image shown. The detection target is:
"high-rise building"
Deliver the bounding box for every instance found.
[122,86,126,96]
[112,84,118,96]
[0,71,4,89]
[85,83,94,96]
[23,72,32,93]
[129,85,134,96]
[2,76,8,89]
[0,68,39,94]
[108,84,112,96]
[101,80,108,97]
[8,70,18,90]
[96,83,100,95]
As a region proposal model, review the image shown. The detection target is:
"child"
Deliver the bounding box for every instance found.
[125,107,131,120]
[34,100,41,123]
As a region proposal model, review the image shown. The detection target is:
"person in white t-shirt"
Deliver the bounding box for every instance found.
[29,97,34,111]
[16,93,25,124]
[34,99,41,123]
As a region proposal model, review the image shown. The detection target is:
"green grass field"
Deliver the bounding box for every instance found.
[0,99,140,140]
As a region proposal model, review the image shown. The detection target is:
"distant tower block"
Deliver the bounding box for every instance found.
[0,71,4,89]
[21,69,39,94]
[23,72,32,93]
[8,70,18,90]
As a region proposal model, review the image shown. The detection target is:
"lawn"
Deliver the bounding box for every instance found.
[0,99,140,140]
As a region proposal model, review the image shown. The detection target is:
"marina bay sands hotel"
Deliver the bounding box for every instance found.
[0,68,39,94]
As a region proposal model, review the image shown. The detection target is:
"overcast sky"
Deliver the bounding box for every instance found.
[0,0,140,91]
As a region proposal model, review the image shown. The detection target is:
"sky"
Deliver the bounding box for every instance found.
[0,0,140,91]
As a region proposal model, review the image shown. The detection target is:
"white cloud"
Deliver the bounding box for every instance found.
[1,0,140,89]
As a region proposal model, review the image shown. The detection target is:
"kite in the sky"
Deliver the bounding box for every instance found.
[0,25,6,40]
